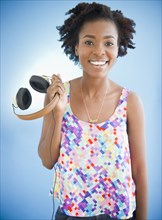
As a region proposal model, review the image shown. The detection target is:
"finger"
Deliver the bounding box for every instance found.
[51,75,57,83]
[57,73,62,81]
[52,74,62,82]
[52,81,65,93]
[47,83,64,100]
[50,74,64,90]
[47,88,59,101]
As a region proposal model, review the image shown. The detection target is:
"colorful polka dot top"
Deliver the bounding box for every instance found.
[53,82,136,219]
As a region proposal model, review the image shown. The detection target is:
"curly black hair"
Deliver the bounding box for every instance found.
[57,2,136,64]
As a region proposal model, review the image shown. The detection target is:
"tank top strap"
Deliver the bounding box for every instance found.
[63,81,70,101]
[115,87,129,120]
[119,87,129,104]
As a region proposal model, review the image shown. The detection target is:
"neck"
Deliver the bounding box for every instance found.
[81,75,110,98]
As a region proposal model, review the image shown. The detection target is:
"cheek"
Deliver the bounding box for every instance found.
[78,50,88,62]
[109,47,119,59]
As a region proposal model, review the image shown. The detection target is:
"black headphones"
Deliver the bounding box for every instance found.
[12,75,60,120]
[15,75,50,110]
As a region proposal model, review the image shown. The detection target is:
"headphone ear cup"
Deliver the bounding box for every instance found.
[16,88,32,110]
[29,75,50,93]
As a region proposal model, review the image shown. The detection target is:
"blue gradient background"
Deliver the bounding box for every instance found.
[0,1,161,219]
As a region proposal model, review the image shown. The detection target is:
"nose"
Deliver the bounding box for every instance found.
[93,43,106,57]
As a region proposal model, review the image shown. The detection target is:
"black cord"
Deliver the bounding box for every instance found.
[50,110,57,220]
[50,92,61,220]
[51,165,57,220]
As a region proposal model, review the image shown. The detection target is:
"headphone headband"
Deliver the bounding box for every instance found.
[12,93,59,120]
[12,75,61,120]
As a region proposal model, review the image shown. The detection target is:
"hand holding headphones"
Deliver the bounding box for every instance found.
[12,74,64,120]
[47,74,67,115]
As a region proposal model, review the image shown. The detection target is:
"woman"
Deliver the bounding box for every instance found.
[38,2,148,220]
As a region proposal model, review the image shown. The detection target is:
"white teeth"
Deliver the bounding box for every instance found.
[90,60,107,66]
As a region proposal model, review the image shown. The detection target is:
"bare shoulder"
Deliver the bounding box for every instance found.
[127,91,145,122]
[127,91,144,110]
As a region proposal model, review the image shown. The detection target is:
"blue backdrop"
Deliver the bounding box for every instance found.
[1,1,161,219]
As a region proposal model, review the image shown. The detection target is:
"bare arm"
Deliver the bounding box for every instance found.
[38,74,67,169]
[127,92,148,220]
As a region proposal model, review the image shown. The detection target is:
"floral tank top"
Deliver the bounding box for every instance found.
[53,82,136,219]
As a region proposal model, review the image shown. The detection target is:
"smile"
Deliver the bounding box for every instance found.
[89,60,109,66]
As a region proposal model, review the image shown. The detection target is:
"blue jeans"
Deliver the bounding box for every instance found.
[55,207,136,220]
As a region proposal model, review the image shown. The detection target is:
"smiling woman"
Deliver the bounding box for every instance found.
[57,3,135,65]
[75,20,119,77]
[37,2,147,220]
[1,1,161,220]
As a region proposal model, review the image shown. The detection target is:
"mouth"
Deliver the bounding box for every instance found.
[89,60,109,66]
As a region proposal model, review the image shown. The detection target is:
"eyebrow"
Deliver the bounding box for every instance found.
[82,34,116,39]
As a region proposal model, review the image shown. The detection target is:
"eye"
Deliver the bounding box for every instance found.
[84,40,94,46]
[105,42,114,47]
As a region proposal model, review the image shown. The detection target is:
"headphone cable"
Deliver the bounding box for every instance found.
[50,110,57,220]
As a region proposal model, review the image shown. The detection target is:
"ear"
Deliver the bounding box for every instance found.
[75,45,79,56]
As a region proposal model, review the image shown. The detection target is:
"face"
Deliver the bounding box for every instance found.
[75,19,119,78]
